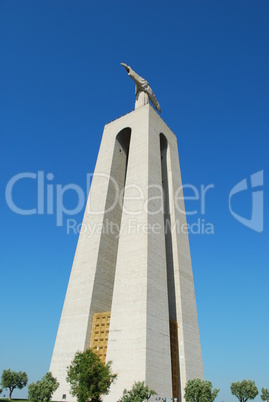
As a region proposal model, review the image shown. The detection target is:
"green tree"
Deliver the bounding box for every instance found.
[261,388,269,402]
[28,372,59,402]
[1,369,28,400]
[66,349,117,402]
[120,381,156,402]
[0,388,2,395]
[184,378,219,402]
[230,380,259,402]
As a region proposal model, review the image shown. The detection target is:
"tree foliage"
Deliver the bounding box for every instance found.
[119,381,156,402]
[184,378,219,402]
[28,372,59,402]
[66,349,117,402]
[261,388,269,402]
[230,380,259,402]
[1,369,28,400]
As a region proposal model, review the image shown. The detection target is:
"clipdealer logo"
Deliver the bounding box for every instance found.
[4,170,264,234]
[229,170,264,233]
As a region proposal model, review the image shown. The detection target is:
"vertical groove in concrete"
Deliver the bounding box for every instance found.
[84,128,131,350]
[160,133,181,400]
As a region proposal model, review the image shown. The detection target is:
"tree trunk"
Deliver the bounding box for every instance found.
[9,387,15,400]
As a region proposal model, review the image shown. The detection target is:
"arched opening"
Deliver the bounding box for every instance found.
[160,133,180,401]
[89,128,131,360]
[116,127,131,188]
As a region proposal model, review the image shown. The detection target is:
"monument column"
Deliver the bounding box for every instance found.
[50,64,203,402]
[103,104,173,401]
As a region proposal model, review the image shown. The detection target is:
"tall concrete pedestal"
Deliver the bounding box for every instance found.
[50,104,203,402]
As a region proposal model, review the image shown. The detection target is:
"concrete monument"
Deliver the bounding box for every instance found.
[49,64,203,402]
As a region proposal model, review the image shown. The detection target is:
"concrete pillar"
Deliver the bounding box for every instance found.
[50,104,203,402]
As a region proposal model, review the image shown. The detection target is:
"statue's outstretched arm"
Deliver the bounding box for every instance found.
[121,63,161,112]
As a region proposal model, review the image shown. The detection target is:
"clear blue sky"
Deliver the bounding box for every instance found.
[0,1,268,401]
